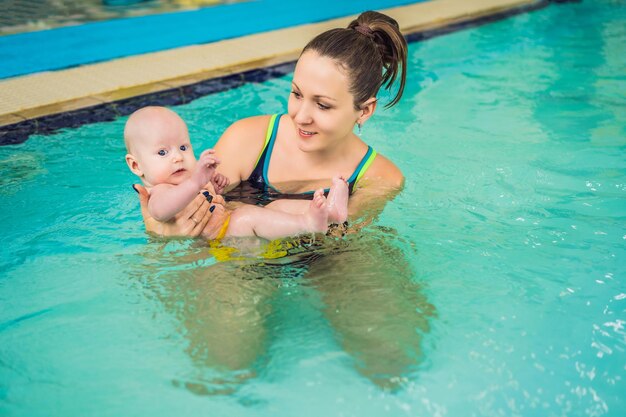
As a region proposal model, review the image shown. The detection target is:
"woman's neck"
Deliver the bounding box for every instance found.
[302,139,351,168]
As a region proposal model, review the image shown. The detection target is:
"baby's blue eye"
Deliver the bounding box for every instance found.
[158,149,167,156]
[180,145,188,151]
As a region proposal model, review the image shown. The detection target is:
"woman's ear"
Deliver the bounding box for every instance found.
[125,154,143,177]
[358,98,378,125]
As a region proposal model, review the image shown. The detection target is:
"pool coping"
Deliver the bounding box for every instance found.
[0,0,548,145]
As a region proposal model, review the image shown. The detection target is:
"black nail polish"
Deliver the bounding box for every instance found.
[209,205,215,213]
[132,185,139,193]
[202,191,213,203]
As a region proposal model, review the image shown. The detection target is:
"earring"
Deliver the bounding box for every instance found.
[357,122,362,134]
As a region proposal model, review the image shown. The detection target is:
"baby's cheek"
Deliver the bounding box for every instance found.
[152,168,174,185]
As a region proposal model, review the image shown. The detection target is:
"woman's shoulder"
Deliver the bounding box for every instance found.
[365,151,404,188]
[213,115,275,182]
[214,115,274,156]
[220,115,274,142]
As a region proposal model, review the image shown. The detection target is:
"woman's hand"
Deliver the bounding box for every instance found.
[134,184,226,237]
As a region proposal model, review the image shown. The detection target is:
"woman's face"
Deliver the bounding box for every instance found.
[288,51,362,153]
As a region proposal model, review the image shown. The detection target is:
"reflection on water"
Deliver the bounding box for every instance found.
[0,151,46,195]
[130,226,436,394]
[307,229,436,390]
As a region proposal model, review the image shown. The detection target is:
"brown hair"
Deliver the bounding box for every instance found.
[302,11,407,109]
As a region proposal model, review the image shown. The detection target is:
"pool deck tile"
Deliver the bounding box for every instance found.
[0,113,26,126]
[90,82,176,104]
[14,97,105,121]
[0,0,542,128]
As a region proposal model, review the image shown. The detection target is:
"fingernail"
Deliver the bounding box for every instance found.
[132,184,139,193]
[203,191,213,203]
[209,205,215,213]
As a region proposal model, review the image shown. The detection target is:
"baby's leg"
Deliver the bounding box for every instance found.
[226,190,329,239]
[264,176,349,223]
[263,199,309,214]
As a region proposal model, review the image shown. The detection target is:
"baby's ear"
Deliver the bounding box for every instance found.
[125,154,143,177]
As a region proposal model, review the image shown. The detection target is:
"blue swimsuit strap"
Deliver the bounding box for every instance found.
[262,114,376,195]
[346,146,377,194]
[262,114,282,193]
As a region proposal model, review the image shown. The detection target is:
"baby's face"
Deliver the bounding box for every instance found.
[131,124,197,187]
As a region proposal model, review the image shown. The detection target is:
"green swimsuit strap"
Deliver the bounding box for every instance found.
[252,114,280,169]
[347,146,377,192]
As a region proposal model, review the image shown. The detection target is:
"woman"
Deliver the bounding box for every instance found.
[133,11,433,391]
[134,11,407,235]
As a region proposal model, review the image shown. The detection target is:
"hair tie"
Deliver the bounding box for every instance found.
[353,24,375,39]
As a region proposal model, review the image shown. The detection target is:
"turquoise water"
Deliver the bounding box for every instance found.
[1,1,625,415]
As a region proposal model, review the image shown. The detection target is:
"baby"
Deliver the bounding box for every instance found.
[124,106,348,240]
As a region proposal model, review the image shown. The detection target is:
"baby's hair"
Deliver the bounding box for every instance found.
[124,106,182,154]
[302,11,408,109]
[123,107,148,154]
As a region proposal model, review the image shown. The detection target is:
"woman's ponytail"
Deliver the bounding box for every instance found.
[303,11,407,109]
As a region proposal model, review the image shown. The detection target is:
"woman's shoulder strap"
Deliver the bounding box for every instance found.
[347,145,377,192]
[252,114,281,169]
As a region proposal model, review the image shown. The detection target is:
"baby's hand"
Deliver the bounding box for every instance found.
[211,173,230,195]
[191,149,220,189]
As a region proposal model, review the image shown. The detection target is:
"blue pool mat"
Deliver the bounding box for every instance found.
[0,0,426,79]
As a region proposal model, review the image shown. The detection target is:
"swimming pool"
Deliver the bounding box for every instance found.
[1,0,625,415]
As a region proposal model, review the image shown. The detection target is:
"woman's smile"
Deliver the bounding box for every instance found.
[298,127,317,138]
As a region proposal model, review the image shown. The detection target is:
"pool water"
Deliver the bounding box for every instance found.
[1,0,625,415]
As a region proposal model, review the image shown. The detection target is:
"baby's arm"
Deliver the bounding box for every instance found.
[148,150,220,221]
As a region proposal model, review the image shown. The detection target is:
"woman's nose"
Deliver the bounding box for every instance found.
[294,102,313,125]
